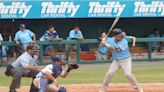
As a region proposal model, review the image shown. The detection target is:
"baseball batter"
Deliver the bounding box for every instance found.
[33,55,79,92]
[99,28,143,92]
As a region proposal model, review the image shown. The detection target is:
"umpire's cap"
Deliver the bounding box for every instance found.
[19,23,26,28]
[112,28,123,36]
[51,55,64,62]
[26,45,34,50]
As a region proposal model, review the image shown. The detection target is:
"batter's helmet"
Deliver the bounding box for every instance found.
[112,28,123,36]
[19,23,26,28]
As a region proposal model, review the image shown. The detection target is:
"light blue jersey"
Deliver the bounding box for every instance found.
[106,37,131,61]
[15,29,34,45]
[0,33,3,41]
[148,34,160,48]
[67,30,83,40]
[98,45,108,55]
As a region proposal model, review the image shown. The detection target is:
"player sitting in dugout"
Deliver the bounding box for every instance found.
[65,25,84,61]
[33,55,79,92]
[96,33,108,60]
[40,25,63,55]
[14,24,36,54]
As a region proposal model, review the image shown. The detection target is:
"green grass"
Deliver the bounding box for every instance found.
[0,62,164,86]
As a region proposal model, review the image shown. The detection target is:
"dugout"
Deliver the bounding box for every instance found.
[1,18,164,41]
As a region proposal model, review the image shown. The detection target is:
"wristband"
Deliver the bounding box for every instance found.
[105,43,111,47]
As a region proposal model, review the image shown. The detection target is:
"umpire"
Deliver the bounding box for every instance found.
[5,45,40,92]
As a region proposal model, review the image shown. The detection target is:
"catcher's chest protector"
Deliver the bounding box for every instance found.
[52,64,62,78]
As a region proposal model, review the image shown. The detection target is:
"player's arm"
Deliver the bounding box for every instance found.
[28,30,36,42]
[60,71,70,78]
[32,34,36,42]
[14,33,20,45]
[129,36,136,47]
[77,31,84,40]
[44,71,59,87]
[24,66,39,70]
[53,32,63,40]
[0,34,3,44]
[24,66,45,70]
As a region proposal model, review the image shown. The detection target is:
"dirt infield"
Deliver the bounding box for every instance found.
[1,83,164,92]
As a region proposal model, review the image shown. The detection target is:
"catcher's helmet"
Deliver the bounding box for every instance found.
[112,28,123,36]
[19,23,26,28]
[52,55,64,62]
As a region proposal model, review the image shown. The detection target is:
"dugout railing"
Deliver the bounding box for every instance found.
[0,38,164,65]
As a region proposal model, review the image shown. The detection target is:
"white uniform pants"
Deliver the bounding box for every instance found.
[100,57,140,91]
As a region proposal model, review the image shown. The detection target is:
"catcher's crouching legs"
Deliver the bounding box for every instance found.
[33,76,48,92]
[48,84,67,92]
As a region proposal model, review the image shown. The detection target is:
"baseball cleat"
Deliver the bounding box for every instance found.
[136,87,144,92]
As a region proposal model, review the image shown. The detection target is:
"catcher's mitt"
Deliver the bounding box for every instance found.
[67,64,79,72]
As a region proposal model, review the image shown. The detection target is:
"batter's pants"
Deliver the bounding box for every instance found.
[100,57,140,91]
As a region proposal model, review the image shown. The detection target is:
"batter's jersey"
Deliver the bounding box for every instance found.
[106,37,131,60]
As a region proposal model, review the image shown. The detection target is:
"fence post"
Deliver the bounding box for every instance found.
[39,44,44,63]
[76,44,81,63]
[148,42,152,61]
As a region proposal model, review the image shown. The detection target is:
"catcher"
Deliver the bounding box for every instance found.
[33,55,79,92]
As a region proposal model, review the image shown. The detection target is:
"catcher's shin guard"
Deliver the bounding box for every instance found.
[39,76,47,92]
[58,87,67,92]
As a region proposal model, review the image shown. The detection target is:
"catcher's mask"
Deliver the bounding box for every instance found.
[51,55,66,65]
[26,43,40,55]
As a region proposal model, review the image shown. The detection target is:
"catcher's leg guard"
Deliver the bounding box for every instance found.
[39,76,47,92]
[58,87,66,92]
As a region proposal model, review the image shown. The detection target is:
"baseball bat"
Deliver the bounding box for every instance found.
[99,17,120,46]
[106,17,120,37]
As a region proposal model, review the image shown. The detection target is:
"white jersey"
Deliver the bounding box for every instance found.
[36,64,65,78]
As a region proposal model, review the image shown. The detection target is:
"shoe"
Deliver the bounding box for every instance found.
[99,90,105,92]
[9,89,17,92]
[136,87,144,92]
[99,88,105,92]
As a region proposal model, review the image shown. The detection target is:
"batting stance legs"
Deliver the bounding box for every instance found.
[100,57,142,92]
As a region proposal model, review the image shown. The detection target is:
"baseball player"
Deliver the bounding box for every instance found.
[65,25,84,61]
[40,25,63,55]
[14,24,36,54]
[96,33,108,60]
[33,55,79,92]
[99,28,143,92]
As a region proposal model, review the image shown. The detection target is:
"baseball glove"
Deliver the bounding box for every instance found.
[67,64,79,72]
